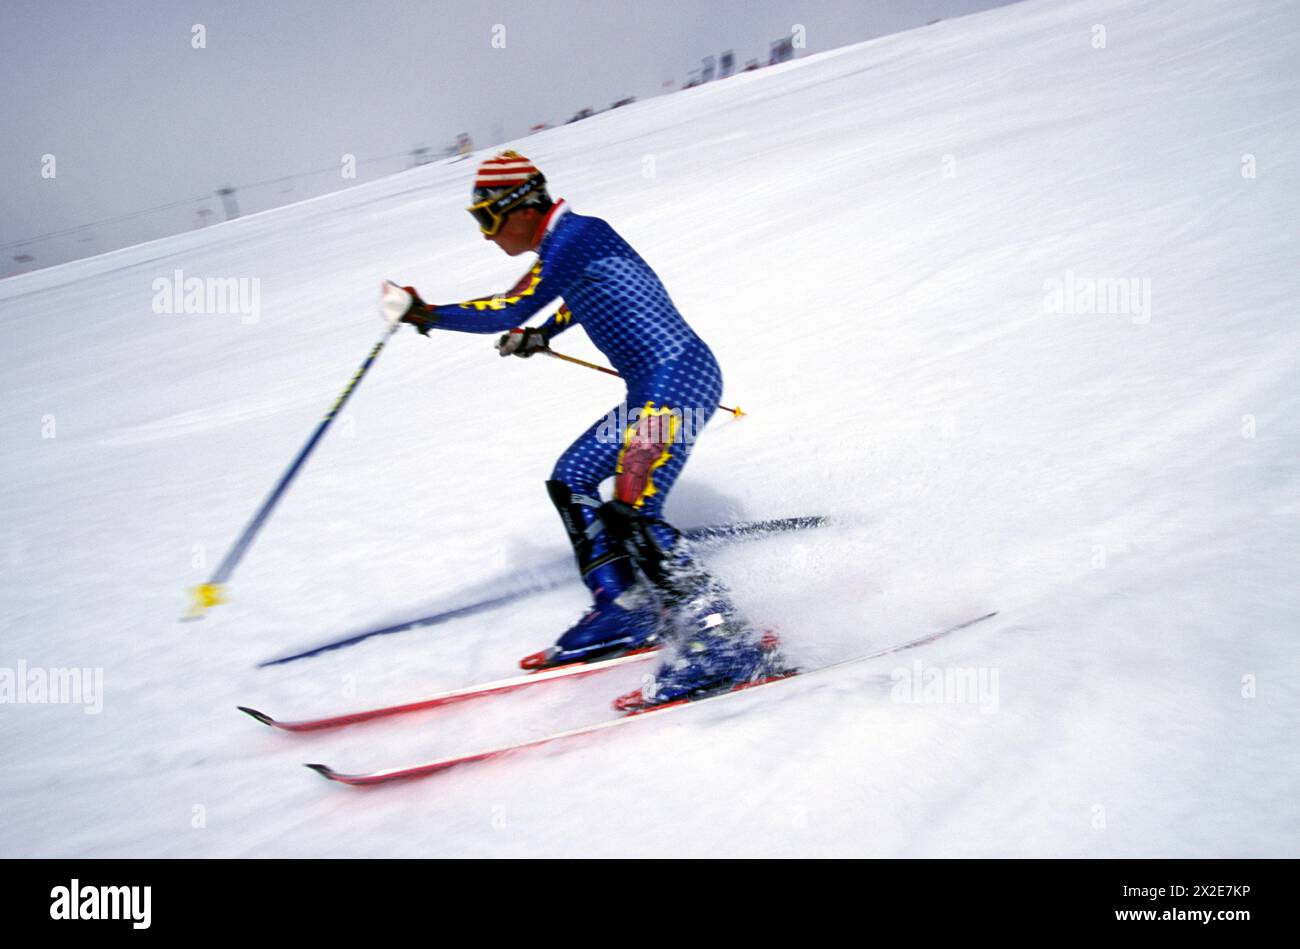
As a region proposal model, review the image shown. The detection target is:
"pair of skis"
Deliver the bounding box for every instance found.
[241,611,998,787]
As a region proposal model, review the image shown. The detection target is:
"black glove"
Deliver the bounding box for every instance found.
[496,327,549,358]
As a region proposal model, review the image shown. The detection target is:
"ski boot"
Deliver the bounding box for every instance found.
[613,604,793,711]
[520,589,665,671]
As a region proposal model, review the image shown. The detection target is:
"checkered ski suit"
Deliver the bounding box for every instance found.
[424,201,723,603]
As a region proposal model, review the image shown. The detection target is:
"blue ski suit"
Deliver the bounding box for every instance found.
[420,201,723,604]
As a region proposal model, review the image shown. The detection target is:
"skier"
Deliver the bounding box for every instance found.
[379,150,783,706]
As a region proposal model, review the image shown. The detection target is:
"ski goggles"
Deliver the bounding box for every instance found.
[466,173,548,235]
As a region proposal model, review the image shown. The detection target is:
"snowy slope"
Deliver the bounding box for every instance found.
[2,0,1297,857]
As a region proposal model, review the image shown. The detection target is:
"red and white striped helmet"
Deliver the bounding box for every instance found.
[471,150,549,205]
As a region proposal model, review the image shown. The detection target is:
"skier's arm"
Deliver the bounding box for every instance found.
[412,259,565,335]
[534,303,576,342]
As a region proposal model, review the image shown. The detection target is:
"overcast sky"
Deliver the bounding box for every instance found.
[1,0,1016,268]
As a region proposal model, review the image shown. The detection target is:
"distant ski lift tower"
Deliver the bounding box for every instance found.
[770,35,795,65]
[216,186,240,221]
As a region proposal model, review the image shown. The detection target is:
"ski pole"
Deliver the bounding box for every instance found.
[183,320,402,621]
[543,348,745,418]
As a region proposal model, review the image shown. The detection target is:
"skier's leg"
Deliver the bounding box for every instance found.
[547,413,635,604]
[545,479,636,605]
[598,398,714,603]
[520,410,661,669]
[599,398,788,706]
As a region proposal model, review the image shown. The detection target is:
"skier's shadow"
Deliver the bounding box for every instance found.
[259,485,805,666]
[660,481,748,532]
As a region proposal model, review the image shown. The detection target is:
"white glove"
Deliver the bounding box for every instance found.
[379,281,418,327]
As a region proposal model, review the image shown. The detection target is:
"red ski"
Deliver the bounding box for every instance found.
[239,647,658,732]
[305,611,997,787]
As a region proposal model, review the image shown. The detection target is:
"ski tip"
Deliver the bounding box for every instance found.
[304,763,337,780]
[237,706,275,727]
